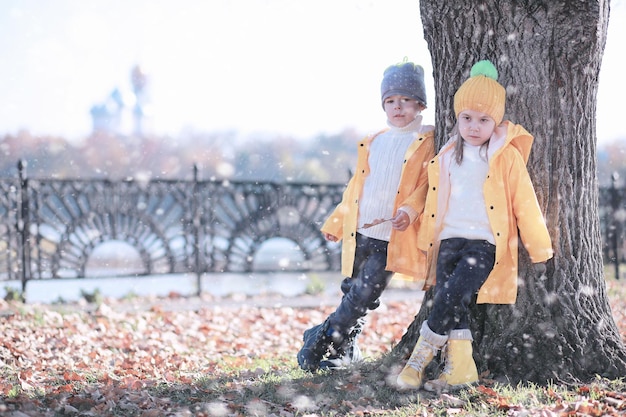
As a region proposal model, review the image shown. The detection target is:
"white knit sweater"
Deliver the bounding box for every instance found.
[358,116,423,242]
[439,142,495,244]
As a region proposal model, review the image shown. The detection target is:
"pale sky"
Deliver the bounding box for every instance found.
[1,0,624,144]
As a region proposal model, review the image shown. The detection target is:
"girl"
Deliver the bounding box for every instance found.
[396,60,553,391]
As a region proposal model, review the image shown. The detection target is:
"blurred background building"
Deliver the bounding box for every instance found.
[90,65,151,137]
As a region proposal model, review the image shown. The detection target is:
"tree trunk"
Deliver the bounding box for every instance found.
[390,0,626,383]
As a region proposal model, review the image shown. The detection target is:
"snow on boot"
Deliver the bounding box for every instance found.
[318,344,363,370]
[319,322,364,370]
[424,330,478,393]
[396,322,448,389]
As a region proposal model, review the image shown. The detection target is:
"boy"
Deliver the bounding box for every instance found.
[297,59,435,371]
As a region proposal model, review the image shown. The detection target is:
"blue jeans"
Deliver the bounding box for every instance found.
[329,233,392,334]
[427,238,496,335]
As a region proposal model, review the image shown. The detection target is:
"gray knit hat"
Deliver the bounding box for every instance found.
[380,60,427,109]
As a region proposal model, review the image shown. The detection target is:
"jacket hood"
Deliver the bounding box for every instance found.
[490,121,534,163]
[439,121,534,164]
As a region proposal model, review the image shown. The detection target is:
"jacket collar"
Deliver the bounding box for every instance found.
[439,120,534,164]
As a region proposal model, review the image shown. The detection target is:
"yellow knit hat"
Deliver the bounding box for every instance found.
[453,60,506,124]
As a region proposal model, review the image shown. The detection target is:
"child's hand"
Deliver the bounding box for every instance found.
[323,232,338,242]
[391,211,410,231]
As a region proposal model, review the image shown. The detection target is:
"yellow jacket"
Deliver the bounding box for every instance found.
[418,121,553,304]
[321,127,435,280]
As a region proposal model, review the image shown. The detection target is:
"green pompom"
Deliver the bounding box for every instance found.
[470,60,498,80]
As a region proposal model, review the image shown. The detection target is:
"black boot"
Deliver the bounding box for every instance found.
[297,318,334,371]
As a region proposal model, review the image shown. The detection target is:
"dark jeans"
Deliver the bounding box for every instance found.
[427,238,496,335]
[329,233,393,334]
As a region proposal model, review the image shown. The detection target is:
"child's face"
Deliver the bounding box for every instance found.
[383,95,424,128]
[457,109,496,146]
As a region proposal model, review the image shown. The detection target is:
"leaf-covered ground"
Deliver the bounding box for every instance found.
[1,279,626,416]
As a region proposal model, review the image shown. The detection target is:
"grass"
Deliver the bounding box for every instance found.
[305,273,327,295]
[2,269,626,415]
[139,357,626,416]
[174,274,626,416]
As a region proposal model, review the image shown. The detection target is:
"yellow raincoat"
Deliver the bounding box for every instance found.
[418,121,553,304]
[321,127,435,280]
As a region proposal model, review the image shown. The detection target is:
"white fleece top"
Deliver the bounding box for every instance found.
[358,116,423,242]
[439,142,495,244]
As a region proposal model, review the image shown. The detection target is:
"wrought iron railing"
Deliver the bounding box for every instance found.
[600,173,626,279]
[0,162,624,295]
[1,163,346,294]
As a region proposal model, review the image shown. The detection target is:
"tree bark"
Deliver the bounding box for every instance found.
[390,0,626,384]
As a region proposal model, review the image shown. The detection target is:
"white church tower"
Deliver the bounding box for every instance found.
[90,65,152,137]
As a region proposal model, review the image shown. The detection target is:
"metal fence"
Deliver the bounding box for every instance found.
[600,173,626,279]
[0,163,624,295]
[1,163,346,294]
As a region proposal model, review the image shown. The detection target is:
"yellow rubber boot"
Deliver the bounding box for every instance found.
[424,332,478,392]
[396,322,448,389]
